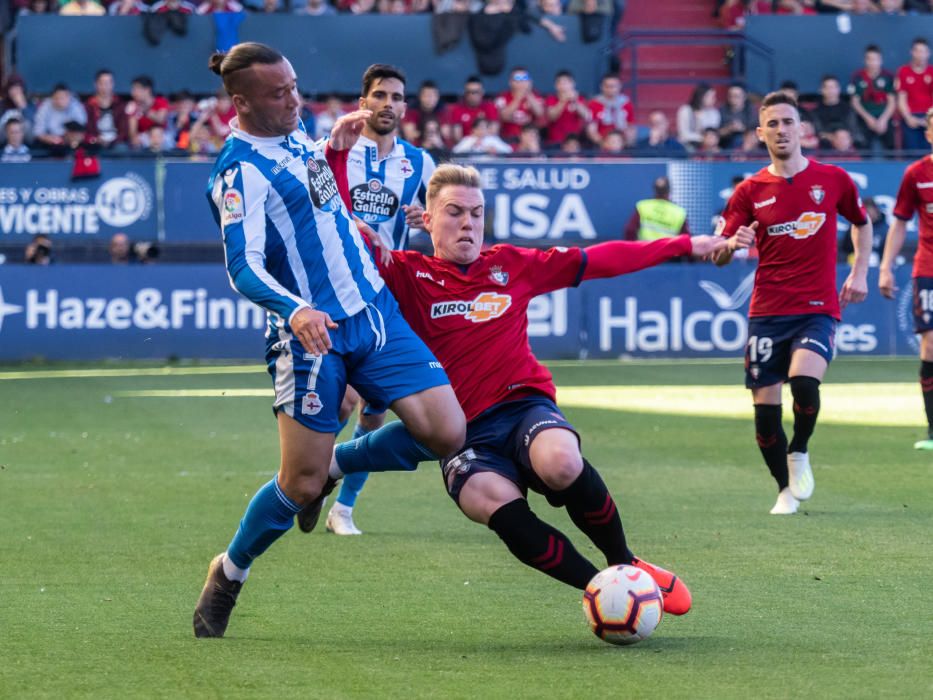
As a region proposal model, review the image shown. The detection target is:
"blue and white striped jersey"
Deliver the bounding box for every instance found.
[344,135,436,251]
[207,121,384,327]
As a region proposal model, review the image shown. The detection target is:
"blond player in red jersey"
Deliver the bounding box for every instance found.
[879,107,933,449]
[715,91,872,514]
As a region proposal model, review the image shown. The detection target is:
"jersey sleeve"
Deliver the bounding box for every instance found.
[516,245,586,295]
[212,161,310,323]
[718,182,753,238]
[893,165,919,221]
[582,236,693,281]
[836,168,868,225]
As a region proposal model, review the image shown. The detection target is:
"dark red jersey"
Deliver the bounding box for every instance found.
[719,159,867,320]
[378,237,690,421]
[893,155,933,278]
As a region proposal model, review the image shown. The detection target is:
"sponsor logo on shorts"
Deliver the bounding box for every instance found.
[754,196,776,210]
[800,336,829,353]
[301,391,323,416]
[221,189,244,226]
[766,212,826,240]
[443,448,477,479]
[430,292,512,323]
[523,419,560,446]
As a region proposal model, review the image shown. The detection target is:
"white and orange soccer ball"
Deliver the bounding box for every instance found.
[582,565,664,645]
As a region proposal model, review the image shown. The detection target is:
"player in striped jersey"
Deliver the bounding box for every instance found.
[193,43,465,638]
[323,64,437,536]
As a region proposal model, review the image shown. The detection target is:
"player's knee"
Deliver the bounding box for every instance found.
[277,468,330,507]
[536,447,583,491]
[418,415,466,458]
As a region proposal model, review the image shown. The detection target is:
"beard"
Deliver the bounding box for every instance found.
[368,113,398,136]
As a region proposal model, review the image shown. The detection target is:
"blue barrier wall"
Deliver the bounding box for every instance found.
[744,16,929,94]
[15,15,609,97]
[0,263,916,360]
[1,158,922,244]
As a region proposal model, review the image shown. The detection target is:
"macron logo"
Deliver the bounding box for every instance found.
[754,196,776,210]
[698,272,755,310]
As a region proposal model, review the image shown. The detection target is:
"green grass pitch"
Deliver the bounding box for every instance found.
[0,359,930,699]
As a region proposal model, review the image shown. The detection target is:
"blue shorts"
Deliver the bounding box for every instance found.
[745,314,836,388]
[913,276,933,334]
[440,397,579,505]
[266,287,448,433]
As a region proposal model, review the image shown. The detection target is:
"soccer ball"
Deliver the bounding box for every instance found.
[582,564,664,645]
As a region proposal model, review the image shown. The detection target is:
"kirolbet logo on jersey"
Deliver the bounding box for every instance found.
[351,179,400,223]
[430,292,512,323]
[766,212,826,240]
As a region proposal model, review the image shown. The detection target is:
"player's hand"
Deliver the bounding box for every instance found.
[402,204,424,229]
[291,307,338,356]
[730,221,757,251]
[328,110,372,151]
[840,270,869,309]
[353,216,393,267]
[878,267,898,299]
[690,235,731,258]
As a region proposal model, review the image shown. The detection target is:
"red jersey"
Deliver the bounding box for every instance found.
[494,92,544,141]
[589,94,634,137]
[544,95,591,145]
[895,64,933,113]
[893,155,933,277]
[719,159,867,320]
[447,101,499,135]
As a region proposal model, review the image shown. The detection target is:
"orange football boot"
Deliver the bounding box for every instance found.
[631,557,692,615]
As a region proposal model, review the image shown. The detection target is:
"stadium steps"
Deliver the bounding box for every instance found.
[618,0,731,124]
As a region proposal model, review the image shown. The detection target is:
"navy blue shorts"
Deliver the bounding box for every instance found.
[745,314,836,388]
[266,287,448,433]
[440,397,579,505]
[913,276,933,334]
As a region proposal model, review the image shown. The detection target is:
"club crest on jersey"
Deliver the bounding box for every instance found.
[301,391,323,416]
[809,185,825,205]
[766,212,826,240]
[399,158,414,178]
[489,266,509,286]
[430,292,512,323]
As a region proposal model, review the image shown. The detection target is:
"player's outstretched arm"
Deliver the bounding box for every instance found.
[327,109,372,151]
[879,218,907,299]
[840,218,873,309]
[712,221,757,266]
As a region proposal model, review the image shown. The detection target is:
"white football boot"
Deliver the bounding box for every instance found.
[787,451,814,501]
[769,487,800,515]
[325,504,363,535]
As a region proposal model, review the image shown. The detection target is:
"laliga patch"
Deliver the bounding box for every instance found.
[301,391,323,416]
[221,189,244,226]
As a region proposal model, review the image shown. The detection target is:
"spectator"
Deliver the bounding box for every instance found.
[108,0,149,14]
[241,0,284,11]
[419,118,447,151]
[810,74,860,148]
[1,118,31,163]
[168,91,200,150]
[377,0,408,12]
[718,0,772,30]
[637,110,687,154]
[495,67,546,143]
[109,233,132,264]
[335,0,376,14]
[676,83,721,150]
[150,0,198,13]
[312,95,347,140]
[841,196,886,266]
[600,129,625,154]
[85,69,129,151]
[59,0,106,14]
[878,0,905,13]
[0,75,37,145]
[779,79,800,102]
[567,0,612,13]
[774,0,817,13]
[126,76,169,148]
[448,76,499,143]
[293,0,335,13]
[197,0,244,11]
[190,91,236,150]
[514,123,542,155]
[848,0,877,13]
[538,0,562,14]
[34,84,87,149]
[718,82,755,149]
[144,125,177,154]
[401,81,449,145]
[799,118,820,150]
[828,127,858,154]
[544,70,592,146]
[624,175,690,242]
[452,117,513,154]
[25,235,53,265]
[698,127,722,155]
[849,44,896,151]
[586,73,634,147]
[896,37,933,150]
[557,133,582,155]
[18,0,53,14]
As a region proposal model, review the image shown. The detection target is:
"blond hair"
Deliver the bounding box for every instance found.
[426,164,482,208]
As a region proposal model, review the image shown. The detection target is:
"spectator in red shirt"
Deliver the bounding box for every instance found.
[84,69,128,151]
[126,75,170,148]
[197,0,244,11]
[544,70,592,146]
[897,37,933,151]
[495,66,546,143]
[447,76,499,143]
[150,0,198,12]
[401,80,450,146]
[586,73,633,147]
